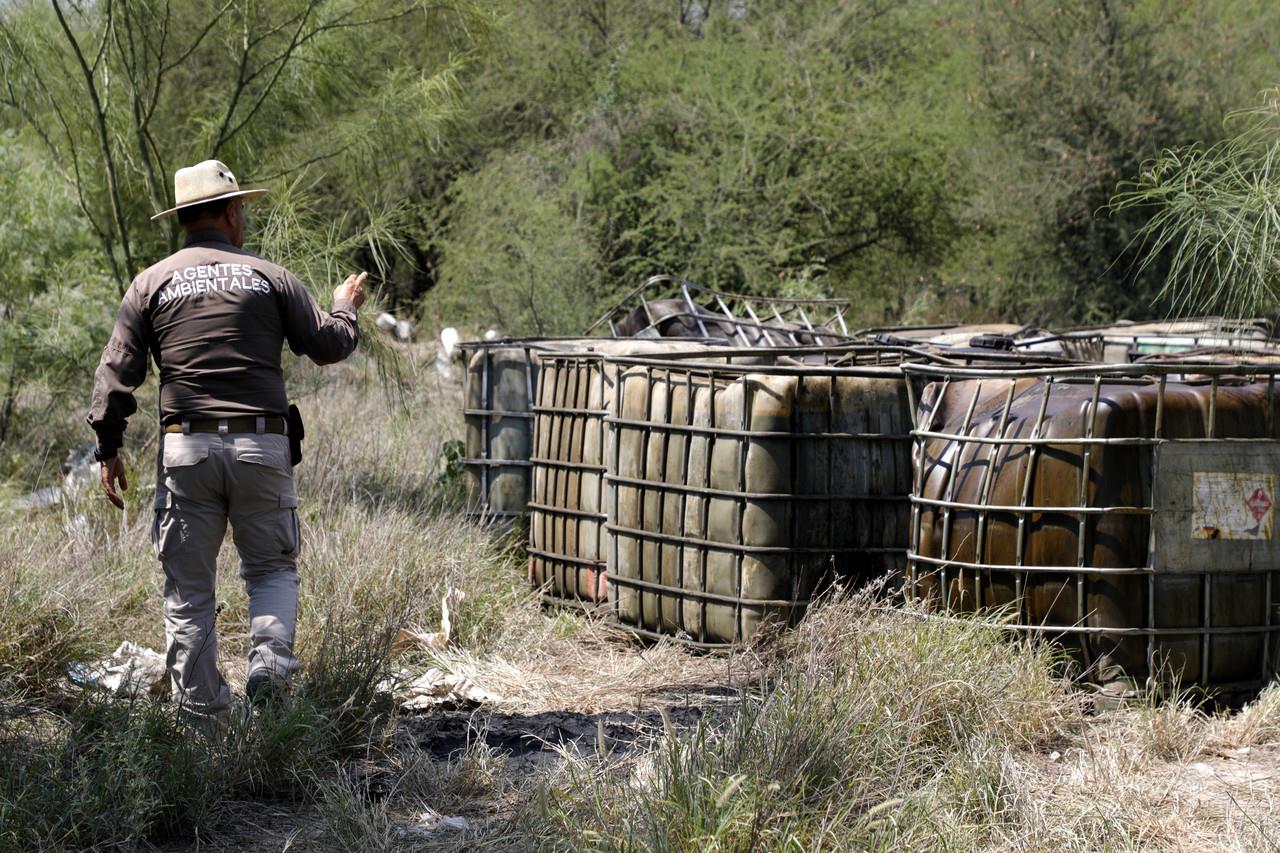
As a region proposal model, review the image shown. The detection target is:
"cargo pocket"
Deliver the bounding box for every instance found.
[279,494,301,558]
[152,490,173,560]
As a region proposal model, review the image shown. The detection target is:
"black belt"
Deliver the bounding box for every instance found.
[163,416,287,435]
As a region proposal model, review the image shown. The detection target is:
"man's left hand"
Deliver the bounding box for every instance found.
[101,456,128,510]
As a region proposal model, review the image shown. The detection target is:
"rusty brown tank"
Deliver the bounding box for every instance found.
[907,362,1280,696]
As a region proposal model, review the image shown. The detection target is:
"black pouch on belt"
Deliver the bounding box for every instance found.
[286,404,305,466]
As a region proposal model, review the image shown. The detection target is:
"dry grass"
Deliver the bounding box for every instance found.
[4,340,1280,850]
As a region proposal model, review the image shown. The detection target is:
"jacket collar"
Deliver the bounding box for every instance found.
[183,228,235,248]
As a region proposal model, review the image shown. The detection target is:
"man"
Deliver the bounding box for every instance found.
[87,159,366,721]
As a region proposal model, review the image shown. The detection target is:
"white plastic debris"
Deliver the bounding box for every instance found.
[69,641,168,697]
[13,443,97,510]
[13,486,62,511]
[418,810,470,832]
[395,319,414,342]
[393,589,463,653]
[440,327,460,360]
[397,808,470,839]
[375,312,398,332]
[395,667,503,711]
[483,328,499,341]
[62,443,98,492]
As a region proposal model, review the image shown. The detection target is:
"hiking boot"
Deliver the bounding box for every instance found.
[245,671,287,707]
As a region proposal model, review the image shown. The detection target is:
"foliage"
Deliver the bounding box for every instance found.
[419,0,1280,331]
[525,592,1069,850]
[1112,91,1280,318]
[0,0,489,474]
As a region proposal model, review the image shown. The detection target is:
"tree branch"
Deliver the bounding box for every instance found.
[51,0,134,291]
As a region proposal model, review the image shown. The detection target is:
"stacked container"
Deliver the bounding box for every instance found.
[1014,318,1274,363]
[589,274,853,345]
[905,361,1280,697]
[603,347,918,645]
[527,340,713,605]
[460,339,601,526]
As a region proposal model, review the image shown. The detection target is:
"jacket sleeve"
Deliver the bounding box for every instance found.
[86,280,151,458]
[276,268,360,365]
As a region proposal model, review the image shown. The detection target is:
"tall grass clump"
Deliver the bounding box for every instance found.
[1112,88,1280,318]
[0,604,412,849]
[526,591,1072,850]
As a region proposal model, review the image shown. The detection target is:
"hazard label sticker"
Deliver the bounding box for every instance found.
[1192,472,1275,540]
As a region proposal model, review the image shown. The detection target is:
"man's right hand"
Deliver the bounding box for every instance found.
[101,456,128,510]
[334,271,368,310]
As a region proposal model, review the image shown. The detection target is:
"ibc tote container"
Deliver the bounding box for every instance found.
[527,340,714,605]
[603,346,919,646]
[461,287,859,530]
[905,360,1280,698]
[460,339,601,527]
[1014,318,1274,363]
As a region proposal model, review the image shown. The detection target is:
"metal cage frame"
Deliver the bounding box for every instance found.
[587,274,855,346]
[458,338,597,525]
[902,360,1280,694]
[1013,318,1275,364]
[600,344,942,647]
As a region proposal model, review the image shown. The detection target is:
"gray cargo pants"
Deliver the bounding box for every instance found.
[153,430,301,719]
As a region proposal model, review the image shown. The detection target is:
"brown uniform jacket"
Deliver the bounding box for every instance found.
[87,229,359,456]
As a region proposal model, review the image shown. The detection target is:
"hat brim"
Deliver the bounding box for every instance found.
[151,188,269,221]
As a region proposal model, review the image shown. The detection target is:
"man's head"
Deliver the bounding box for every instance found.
[177,196,247,247]
[151,160,267,245]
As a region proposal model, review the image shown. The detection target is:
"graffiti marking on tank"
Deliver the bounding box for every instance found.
[1192,472,1275,541]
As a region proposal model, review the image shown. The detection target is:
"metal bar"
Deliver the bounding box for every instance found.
[480,348,492,510]
[607,573,810,608]
[1074,376,1102,668]
[606,522,905,556]
[612,620,741,651]
[461,407,535,419]
[680,282,715,341]
[917,616,1280,638]
[526,502,606,521]
[606,416,910,441]
[1209,374,1219,438]
[609,475,906,502]
[909,497,1152,515]
[939,380,985,611]
[462,458,533,468]
[1269,373,1276,438]
[531,404,609,417]
[1202,574,1212,685]
[1263,572,1273,682]
[908,552,1151,575]
[529,457,608,473]
[735,372,752,643]
[972,382,1018,609]
[1014,378,1054,621]
[526,547,605,570]
[902,362,1280,381]
[833,308,849,336]
[907,376,948,601]
[795,305,816,332]
[909,431,1158,447]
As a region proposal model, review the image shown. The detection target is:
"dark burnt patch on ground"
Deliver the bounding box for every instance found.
[403,689,739,775]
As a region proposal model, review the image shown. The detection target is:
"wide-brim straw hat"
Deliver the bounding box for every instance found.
[151,159,268,220]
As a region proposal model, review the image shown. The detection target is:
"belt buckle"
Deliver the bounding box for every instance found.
[217,419,229,435]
